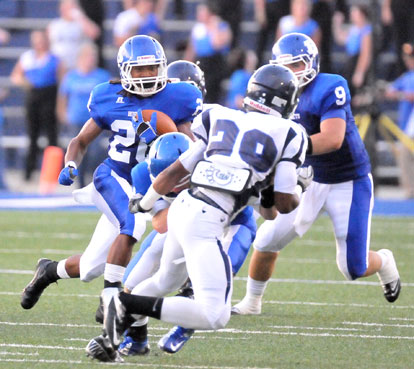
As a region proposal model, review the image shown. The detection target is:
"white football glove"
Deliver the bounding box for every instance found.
[297,165,314,192]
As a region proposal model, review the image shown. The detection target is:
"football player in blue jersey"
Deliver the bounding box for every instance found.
[99,64,309,358]
[20,36,201,359]
[232,33,401,316]
[117,60,257,356]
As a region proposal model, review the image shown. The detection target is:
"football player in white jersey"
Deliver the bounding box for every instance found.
[120,60,259,356]
[232,33,401,317]
[100,64,310,354]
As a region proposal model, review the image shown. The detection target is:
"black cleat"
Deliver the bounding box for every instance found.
[105,295,129,349]
[382,278,401,303]
[21,258,55,309]
[95,296,104,324]
[176,279,193,299]
[85,334,123,362]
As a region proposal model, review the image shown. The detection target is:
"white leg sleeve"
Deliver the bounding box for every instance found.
[79,214,119,282]
[131,230,188,297]
[124,233,167,292]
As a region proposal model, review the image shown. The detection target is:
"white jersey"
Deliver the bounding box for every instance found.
[181,105,308,217]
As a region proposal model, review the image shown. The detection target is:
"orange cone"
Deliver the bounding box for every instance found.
[39,146,64,194]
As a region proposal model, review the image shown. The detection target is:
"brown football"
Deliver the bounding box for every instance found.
[142,110,177,135]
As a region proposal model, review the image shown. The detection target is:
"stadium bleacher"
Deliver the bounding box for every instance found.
[0,0,402,184]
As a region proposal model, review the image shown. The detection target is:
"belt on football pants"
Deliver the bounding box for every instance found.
[188,188,228,215]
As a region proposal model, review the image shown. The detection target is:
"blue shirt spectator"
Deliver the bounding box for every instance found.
[276,0,321,49]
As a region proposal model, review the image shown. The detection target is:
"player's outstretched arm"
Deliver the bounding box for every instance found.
[136,160,190,212]
[59,118,102,186]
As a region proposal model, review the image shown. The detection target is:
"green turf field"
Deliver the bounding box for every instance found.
[0,211,413,368]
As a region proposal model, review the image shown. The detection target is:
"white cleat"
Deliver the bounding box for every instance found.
[231,296,262,315]
[377,249,401,303]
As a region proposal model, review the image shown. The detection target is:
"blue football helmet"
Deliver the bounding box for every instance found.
[147,132,192,181]
[117,35,167,96]
[270,33,320,88]
[167,60,207,98]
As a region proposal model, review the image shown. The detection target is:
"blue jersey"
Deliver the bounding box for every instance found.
[88,81,202,182]
[60,68,111,126]
[294,73,371,183]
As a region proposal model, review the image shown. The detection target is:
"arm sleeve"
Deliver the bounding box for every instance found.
[179,139,206,172]
[273,161,298,194]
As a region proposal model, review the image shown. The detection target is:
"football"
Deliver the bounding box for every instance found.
[142,110,177,135]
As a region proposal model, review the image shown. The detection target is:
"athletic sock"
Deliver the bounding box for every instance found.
[246,276,268,300]
[127,324,148,342]
[56,259,70,279]
[119,292,163,319]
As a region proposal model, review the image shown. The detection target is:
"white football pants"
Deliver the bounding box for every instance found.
[131,189,233,330]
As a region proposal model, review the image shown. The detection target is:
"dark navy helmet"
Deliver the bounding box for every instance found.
[270,33,320,87]
[244,64,300,119]
[167,60,206,98]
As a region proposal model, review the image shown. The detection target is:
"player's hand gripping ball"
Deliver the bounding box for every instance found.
[133,109,177,144]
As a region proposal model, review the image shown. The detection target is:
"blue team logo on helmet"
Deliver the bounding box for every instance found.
[117,35,167,96]
[147,132,192,181]
[270,33,320,87]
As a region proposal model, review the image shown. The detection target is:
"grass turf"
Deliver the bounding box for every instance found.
[0,211,413,368]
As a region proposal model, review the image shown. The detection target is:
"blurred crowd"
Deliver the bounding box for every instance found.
[1,0,414,196]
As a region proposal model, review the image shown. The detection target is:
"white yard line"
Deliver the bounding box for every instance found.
[0,355,272,369]
[2,268,414,288]
[2,231,88,240]
[342,321,414,328]
[0,248,83,254]
[234,276,414,287]
[289,239,414,249]
[261,300,414,309]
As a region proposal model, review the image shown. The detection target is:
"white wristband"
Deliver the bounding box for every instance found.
[66,161,77,169]
[140,185,162,211]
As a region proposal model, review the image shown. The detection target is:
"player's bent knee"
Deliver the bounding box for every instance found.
[347,263,367,280]
[79,261,104,282]
[337,261,367,281]
[204,306,230,330]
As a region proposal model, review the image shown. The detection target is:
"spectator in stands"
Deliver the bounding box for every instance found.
[255,0,290,66]
[311,0,347,73]
[382,0,414,77]
[113,0,161,48]
[0,29,10,190]
[0,88,7,190]
[184,2,232,103]
[0,28,10,45]
[10,30,65,181]
[79,0,105,67]
[226,48,257,109]
[276,0,321,49]
[385,43,414,199]
[48,0,101,70]
[57,42,111,188]
[333,4,372,100]
[212,0,243,48]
